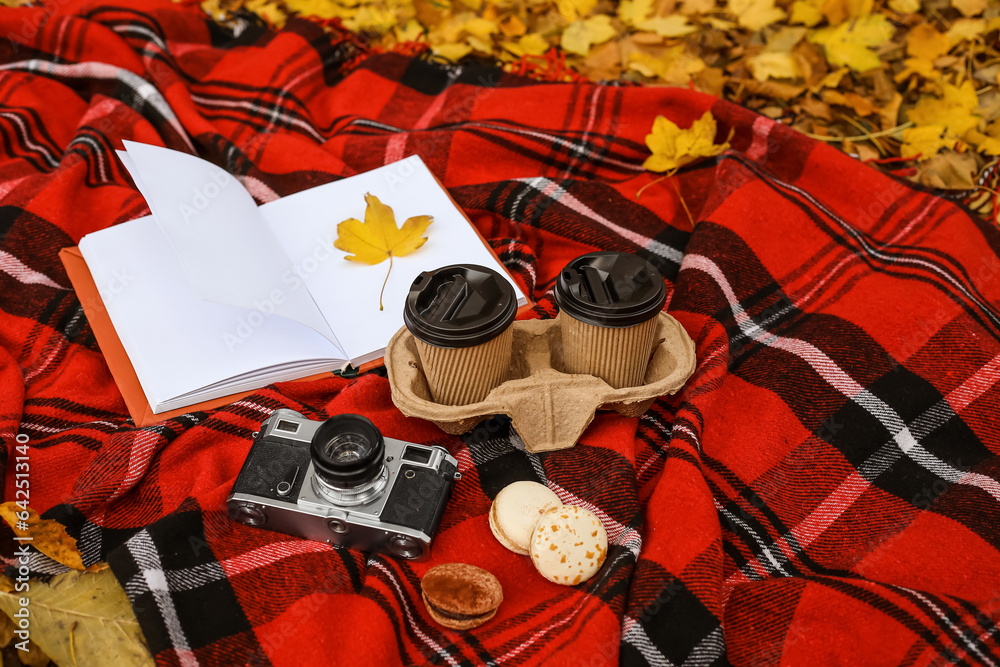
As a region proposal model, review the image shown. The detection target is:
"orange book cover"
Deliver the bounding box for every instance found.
[60,246,339,426]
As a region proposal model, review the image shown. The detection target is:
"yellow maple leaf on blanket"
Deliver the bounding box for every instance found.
[643,110,731,173]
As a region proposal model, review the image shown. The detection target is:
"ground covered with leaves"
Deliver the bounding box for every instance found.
[187,0,1000,223]
[0,2,996,665]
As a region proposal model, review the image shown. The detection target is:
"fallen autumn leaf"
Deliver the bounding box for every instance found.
[334,193,433,310]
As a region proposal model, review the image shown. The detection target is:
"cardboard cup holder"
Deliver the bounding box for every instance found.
[386,312,697,452]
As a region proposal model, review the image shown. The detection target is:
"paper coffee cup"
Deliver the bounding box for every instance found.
[554,251,667,389]
[404,265,517,405]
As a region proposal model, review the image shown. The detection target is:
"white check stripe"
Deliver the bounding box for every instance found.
[682,626,726,667]
[68,134,110,182]
[716,500,791,577]
[740,156,1000,331]
[21,420,118,434]
[560,493,641,556]
[910,589,998,667]
[691,247,1000,583]
[189,93,324,142]
[533,461,642,556]
[109,430,162,503]
[561,86,603,179]
[128,531,201,667]
[470,120,643,171]
[369,560,461,667]
[23,335,69,382]
[232,399,275,416]
[781,354,1000,565]
[622,617,677,667]
[350,117,645,171]
[0,110,60,167]
[514,177,685,266]
[219,540,332,576]
[0,60,195,152]
[0,250,67,289]
[111,23,169,53]
[672,423,701,450]
[793,198,936,307]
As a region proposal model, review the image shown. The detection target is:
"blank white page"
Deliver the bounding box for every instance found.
[79,216,346,410]
[118,141,339,345]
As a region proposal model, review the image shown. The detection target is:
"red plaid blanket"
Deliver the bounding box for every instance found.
[1,1,999,665]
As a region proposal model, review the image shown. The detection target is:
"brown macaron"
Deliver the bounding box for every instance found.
[421,563,503,630]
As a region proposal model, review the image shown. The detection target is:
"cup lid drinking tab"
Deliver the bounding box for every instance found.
[403,264,517,348]
[554,251,667,327]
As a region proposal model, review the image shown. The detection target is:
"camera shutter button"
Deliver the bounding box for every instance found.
[276,466,300,498]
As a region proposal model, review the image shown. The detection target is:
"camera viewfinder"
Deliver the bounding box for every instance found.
[402,446,433,465]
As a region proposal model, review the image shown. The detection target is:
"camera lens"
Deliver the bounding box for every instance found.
[311,414,387,504]
[323,433,370,464]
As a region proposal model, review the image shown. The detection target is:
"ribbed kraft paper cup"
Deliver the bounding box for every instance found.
[404,264,518,406]
[561,314,658,389]
[415,327,513,405]
[554,251,667,389]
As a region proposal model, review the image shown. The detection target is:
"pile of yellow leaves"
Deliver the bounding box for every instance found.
[198,0,999,216]
[0,503,153,666]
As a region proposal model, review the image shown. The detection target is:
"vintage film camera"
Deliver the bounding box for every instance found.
[227,409,459,560]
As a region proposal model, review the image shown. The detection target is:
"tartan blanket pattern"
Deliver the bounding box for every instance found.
[0,1,999,665]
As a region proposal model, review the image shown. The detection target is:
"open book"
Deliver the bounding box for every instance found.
[72,142,527,418]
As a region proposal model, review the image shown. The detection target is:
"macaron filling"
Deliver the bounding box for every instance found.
[424,598,494,622]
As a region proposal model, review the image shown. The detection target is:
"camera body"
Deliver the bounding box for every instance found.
[227,409,459,560]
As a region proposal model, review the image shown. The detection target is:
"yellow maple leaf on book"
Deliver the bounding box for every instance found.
[335,193,433,310]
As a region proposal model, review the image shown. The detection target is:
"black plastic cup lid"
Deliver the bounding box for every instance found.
[554,251,667,327]
[403,264,517,348]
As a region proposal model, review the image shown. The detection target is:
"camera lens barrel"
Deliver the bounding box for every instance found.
[310,414,385,489]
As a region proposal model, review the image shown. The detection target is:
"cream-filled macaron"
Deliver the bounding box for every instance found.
[421,563,503,630]
[489,481,563,555]
[529,505,608,585]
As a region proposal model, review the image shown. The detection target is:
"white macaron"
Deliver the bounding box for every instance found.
[488,481,563,555]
